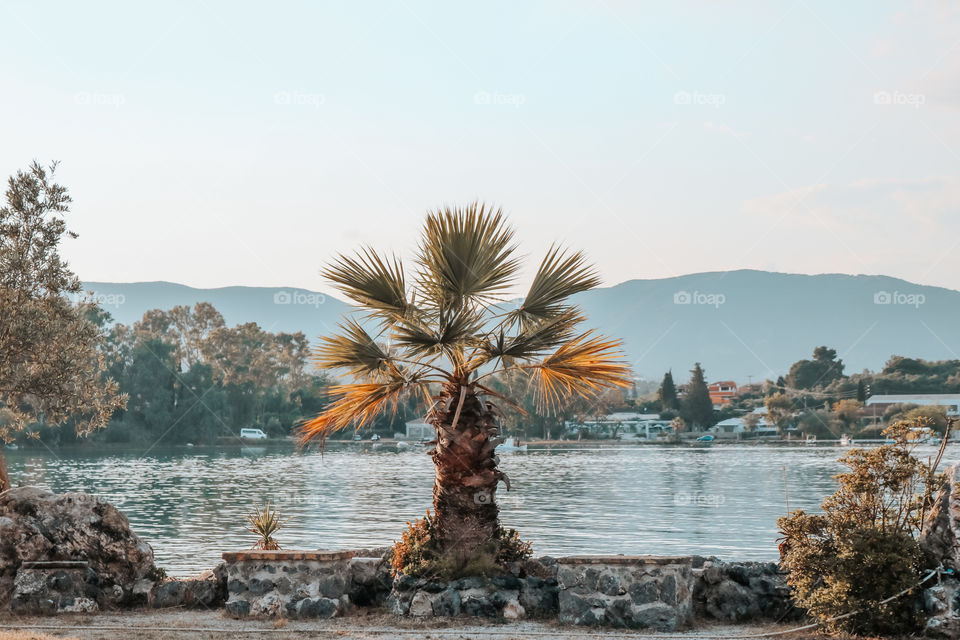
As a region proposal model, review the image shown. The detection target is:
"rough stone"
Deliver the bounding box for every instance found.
[557,557,693,631]
[0,487,156,610]
[920,465,960,572]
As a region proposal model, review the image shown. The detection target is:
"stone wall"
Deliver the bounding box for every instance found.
[692,557,797,622]
[556,555,693,631]
[386,571,558,619]
[222,550,390,619]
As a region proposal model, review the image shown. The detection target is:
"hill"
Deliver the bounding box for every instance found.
[82,270,960,382]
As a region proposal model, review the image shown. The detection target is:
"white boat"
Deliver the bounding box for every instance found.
[396,441,410,450]
[497,437,528,452]
[4,443,18,451]
[840,434,852,446]
[804,435,817,446]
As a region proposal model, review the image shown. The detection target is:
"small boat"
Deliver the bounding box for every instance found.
[396,441,410,450]
[805,435,817,446]
[497,437,528,452]
[4,443,18,451]
[840,434,852,447]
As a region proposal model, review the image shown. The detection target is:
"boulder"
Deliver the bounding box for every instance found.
[0,487,156,609]
[920,465,960,572]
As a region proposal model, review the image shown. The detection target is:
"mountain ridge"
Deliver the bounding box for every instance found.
[81,271,960,383]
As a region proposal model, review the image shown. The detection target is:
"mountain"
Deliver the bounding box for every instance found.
[82,270,960,382]
[79,281,352,339]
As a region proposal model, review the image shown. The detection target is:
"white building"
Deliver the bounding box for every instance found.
[405,419,433,440]
[564,413,669,438]
[865,394,960,417]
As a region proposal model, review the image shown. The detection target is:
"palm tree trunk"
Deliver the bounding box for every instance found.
[0,448,10,492]
[430,388,502,565]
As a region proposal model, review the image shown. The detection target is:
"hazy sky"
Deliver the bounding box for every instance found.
[2,1,959,297]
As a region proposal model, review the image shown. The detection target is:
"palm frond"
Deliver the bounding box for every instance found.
[298,377,419,445]
[394,307,485,361]
[528,332,631,413]
[313,318,393,378]
[515,246,600,327]
[415,203,521,309]
[323,247,409,321]
[475,309,584,365]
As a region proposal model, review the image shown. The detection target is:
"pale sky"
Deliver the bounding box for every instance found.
[2,1,959,298]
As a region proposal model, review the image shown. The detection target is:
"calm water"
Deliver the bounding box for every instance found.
[7,443,955,576]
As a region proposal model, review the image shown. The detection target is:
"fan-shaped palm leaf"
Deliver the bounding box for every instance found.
[515,245,600,328]
[528,332,631,413]
[323,247,409,322]
[313,318,393,378]
[416,203,521,309]
[298,376,423,444]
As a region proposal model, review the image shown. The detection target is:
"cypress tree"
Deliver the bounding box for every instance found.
[681,363,715,429]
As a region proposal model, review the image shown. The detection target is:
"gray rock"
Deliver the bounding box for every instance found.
[247,578,275,596]
[296,596,338,618]
[0,487,156,609]
[149,580,185,608]
[408,590,433,617]
[705,579,760,622]
[431,588,461,617]
[461,588,497,617]
[631,602,678,630]
[225,599,250,617]
[921,466,960,572]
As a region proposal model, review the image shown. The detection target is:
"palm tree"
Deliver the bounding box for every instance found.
[299,204,630,569]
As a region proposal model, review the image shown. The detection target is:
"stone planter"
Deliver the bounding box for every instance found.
[556,555,694,631]
[222,550,389,618]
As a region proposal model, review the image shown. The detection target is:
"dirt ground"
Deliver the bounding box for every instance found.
[0,610,825,640]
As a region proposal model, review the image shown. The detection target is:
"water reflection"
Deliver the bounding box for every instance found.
[7,444,954,576]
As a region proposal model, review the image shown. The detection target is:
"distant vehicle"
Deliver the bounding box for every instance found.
[353,434,363,441]
[370,434,381,441]
[696,435,715,442]
[240,428,268,440]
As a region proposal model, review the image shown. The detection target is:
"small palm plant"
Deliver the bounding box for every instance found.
[299,204,631,574]
[246,502,287,550]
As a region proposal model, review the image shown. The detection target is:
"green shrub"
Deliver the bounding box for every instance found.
[778,418,947,635]
[390,510,532,580]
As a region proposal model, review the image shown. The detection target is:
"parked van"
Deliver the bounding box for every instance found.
[240,428,268,440]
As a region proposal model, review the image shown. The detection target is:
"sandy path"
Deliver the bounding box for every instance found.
[0,610,823,640]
